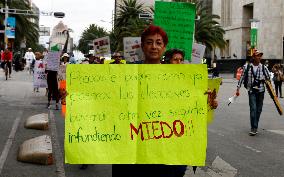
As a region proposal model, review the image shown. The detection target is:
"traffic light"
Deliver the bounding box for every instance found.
[53,12,65,18]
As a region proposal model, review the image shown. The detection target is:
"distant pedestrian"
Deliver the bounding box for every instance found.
[46,53,60,110]
[24,48,35,74]
[13,51,22,72]
[236,49,270,136]
[110,52,123,64]
[1,48,13,78]
[272,64,283,98]
[33,52,43,92]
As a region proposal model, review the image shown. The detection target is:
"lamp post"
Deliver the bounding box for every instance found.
[4,0,8,49]
[1,3,65,50]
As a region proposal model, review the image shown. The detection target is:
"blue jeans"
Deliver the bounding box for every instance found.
[248,91,265,129]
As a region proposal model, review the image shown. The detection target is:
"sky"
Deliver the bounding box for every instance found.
[33,0,115,44]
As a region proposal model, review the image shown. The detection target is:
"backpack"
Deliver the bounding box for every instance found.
[243,63,269,89]
[243,64,250,89]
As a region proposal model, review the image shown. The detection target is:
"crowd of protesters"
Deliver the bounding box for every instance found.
[1,23,282,176]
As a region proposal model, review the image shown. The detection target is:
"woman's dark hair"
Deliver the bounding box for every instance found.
[164,48,185,63]
[141,25,168,46]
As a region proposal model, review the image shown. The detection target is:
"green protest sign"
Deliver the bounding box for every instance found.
[65,65,208,166]
[250,28,257,48]
[154,1,196,61]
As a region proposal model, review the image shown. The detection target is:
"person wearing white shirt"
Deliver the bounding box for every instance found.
[24,48,36,74]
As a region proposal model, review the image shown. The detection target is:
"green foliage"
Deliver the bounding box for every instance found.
[77,24,108,54]
[0,0,39,51]
[113,0,150,51]
[194,1,226,50]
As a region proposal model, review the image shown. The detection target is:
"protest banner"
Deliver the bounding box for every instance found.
[207,77,222,124]
[65,65,208,166]
[191,43,206,64]
[6,17,16,39]
[46,51,61,71]
[154,1,196,61]
[33,61,47,88]
[93,36,111,57]
[123,37,144,62]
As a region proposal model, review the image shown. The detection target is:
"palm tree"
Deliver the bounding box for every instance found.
[77,24,108,54]
[0,0,39,50]
[114,0,150,51]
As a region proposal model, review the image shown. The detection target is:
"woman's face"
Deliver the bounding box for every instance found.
[170,53,184,64]
[142,33,166,63]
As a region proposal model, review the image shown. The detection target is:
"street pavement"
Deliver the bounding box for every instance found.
[0,70,284,177]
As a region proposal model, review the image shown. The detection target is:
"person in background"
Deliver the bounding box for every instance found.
[272,63,283,98]
[86,54,97,64]
[61,53,69,65]
[164,48,184,64]
[13,51,22,72]
[110,52,123,64]
[1,48,13,78]
[236,49,270,136]
[33,52,43,92]
[24,48,35,74]
[99,57,105,64]
[165,48,218,108]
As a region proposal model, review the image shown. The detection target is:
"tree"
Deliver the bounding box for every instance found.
[0,0,39,51]
[77,24,108,54]
[113,0,150,51]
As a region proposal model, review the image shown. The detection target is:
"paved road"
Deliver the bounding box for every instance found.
[0,71,283,177]
[185,75,284,177]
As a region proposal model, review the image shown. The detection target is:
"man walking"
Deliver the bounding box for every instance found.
[236,50,270,136]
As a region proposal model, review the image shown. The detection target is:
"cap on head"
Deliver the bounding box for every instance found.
[252,49,263,57]
[62,53,69,58]
[28,48,32,50]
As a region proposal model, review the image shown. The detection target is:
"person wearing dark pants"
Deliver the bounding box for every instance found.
[272,64,283,98]
[46,70,59,110]
[236,49,270,136]
[248,91,264,134]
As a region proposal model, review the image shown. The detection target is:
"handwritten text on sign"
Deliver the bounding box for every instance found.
[154,1,196,61]
[65,65,207,165]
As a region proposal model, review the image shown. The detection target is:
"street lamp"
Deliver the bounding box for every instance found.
[1,1,65,49]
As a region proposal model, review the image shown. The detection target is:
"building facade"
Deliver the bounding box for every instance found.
[49,21,73,53]
[213,0,284,60]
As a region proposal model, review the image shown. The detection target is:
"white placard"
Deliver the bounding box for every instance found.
[93,36,111,57]
[191,43,206,64]
[46,52,60,71]
[123,37,144,62]
[33,60,47,88]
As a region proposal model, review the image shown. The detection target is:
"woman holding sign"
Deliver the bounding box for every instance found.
[112,25,187,177]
